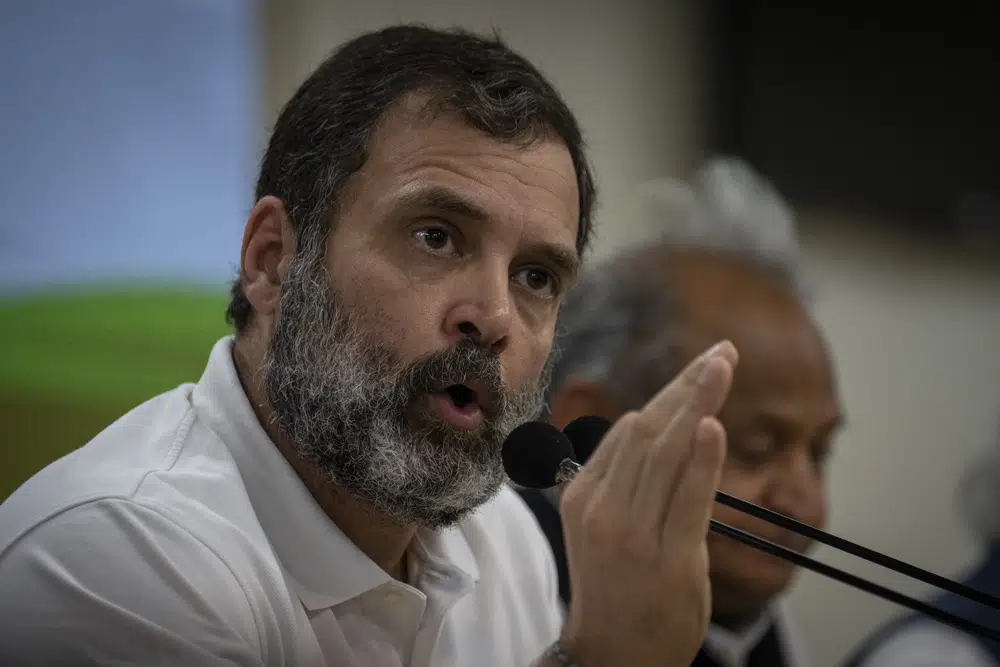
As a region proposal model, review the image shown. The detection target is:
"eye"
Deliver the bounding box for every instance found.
[513,267,558,297]
[413,227,456,255]
[730,437,779,466]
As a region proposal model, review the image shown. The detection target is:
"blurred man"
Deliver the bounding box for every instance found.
[0,24,739,667]
[519,159,844,667]
[845,425,1000,667]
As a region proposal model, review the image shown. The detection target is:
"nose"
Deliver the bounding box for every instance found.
[442,268,512,352]
[767,449,827,527]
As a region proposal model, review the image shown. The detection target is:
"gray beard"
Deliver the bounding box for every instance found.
[260,253,551,529]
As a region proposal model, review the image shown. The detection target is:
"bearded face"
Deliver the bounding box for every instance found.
[261,246,552,529]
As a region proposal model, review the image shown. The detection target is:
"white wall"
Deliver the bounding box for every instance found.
[789,217,1000,666]
[262,4,1000,666]
[263,0,707,261]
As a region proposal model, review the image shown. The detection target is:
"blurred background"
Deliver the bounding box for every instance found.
[1,1,998,664]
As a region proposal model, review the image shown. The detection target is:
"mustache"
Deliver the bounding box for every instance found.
[400,337,505,412]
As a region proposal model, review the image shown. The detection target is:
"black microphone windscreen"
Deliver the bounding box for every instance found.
[562,415,612,463]
[502,421,576,489]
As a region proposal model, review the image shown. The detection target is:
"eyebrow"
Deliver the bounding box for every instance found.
[535,242,581,282]
[394,185,490,222]
[750,411,846,438]
[393,184,581,279]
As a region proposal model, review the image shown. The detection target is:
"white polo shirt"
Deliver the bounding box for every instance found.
[0,337,563,666]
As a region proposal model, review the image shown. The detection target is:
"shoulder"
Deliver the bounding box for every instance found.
[0,387,293,659]
[0,495,256,603]
[857,620,998,667]
[2,385,196,540]
[0,496,267,664]
[1,383,258,557]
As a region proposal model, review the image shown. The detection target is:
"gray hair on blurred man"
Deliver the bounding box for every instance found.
[845,421,1000,667]
[517,157,845,667]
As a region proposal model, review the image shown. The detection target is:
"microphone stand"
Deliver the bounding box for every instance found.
[550,457,1000,642]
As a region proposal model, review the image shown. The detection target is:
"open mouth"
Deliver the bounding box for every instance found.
[427,382,487,430]
[444,383,479,409]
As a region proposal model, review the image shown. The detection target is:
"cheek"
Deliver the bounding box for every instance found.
[331,250,447,354]
[530,327,558,378]
[781,464,829,529]
[714,466,830,550]
[713,467,781,536]
[371,293,445,363]
[717,465,769,507]
[808,484,830,530]
[503,332,556,391]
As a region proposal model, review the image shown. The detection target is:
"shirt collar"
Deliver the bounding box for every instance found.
[704,605,778,666]
[412,523,480,588]
[191,336,479,610]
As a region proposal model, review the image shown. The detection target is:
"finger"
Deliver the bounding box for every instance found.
[660,416,727,548]
[594,342,732,510]
[590,413,648,510]
[565,410,635,485]
[633,355,733,524]
[638,341,738,433]
[560,414,639,524]
[586,344,736,515]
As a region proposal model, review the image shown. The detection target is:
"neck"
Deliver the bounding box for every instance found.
[231,334,417,580]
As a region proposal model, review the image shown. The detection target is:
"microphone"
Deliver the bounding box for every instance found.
[503,416,608,489]
[502,420,582,488]
[561,415,609,464]
[501,416,1000,641]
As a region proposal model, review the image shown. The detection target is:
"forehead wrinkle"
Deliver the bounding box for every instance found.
[477,148,577,211]
[476,164,579,249]
[396,160,577,249]
[392,130,576,207]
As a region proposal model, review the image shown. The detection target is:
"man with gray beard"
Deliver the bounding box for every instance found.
[260,227,550,528]
[0,25,738,667]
